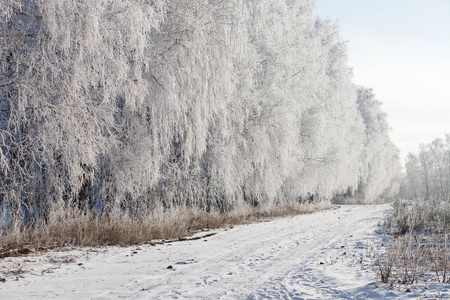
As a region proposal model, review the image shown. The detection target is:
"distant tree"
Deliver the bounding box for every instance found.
[402,135,450,200]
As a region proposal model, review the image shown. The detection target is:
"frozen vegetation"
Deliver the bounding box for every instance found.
[0,0,402,246]
[374,198,450,294]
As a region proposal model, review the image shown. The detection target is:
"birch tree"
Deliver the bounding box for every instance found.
[1,0,168,223]
[1,0,403,230]
[354,87,401,202]
[402,135,450,200]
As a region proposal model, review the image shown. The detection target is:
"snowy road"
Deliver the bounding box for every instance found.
[2,204,395,299]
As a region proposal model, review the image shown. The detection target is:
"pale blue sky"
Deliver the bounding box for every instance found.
[316,0,450,163]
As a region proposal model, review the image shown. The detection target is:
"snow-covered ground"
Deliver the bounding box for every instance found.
[1,204,449,299]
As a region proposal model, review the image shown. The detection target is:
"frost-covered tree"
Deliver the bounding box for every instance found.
[293,19,366,200]
[402,135,450,200]
[402,152,422,199]
[0,0,168,223]
[1,0,402,232]
[353,87,401,202]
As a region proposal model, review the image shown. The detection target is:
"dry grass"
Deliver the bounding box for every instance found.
[0,201,332,249]
[376,233,450,285]
[377,198,450,285]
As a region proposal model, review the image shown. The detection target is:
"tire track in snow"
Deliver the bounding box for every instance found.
[236,206,386,300]
[246,206,386,299]
[93,205,388,300]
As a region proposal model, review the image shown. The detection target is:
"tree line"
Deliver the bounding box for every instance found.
[0,0,400,228]
[401,134,450,200]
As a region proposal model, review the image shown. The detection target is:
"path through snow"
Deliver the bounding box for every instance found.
[2,204,447,299]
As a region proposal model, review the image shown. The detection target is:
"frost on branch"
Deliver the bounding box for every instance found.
[0,0,400,228]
